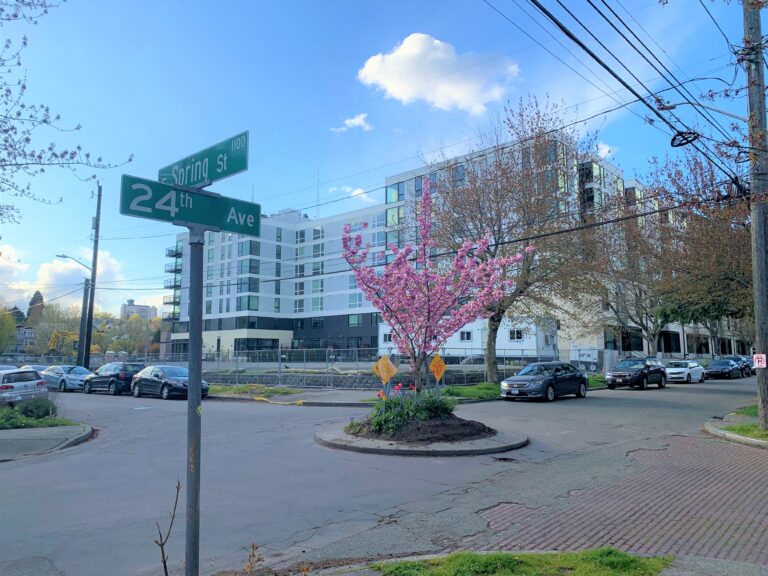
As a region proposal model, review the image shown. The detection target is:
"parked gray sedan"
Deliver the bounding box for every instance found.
[500,361,588,401]
[40,365,92,392]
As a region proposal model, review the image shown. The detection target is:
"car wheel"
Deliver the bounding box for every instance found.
[161,385,171,400]
[576,381,587,398]
[658,375,666,388]
[84,382,91,394]
[59,381,67,392]
[640,377,648,390]
[108,381,118,396]
[133,384,141,398]
[686,374,692,384]
[607,384,616,390]
[545,385,556,402]
[699,373,705,383]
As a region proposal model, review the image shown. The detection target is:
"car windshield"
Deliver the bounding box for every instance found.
[67,366,90,374]
[666,362,688,368]
[162,366,188,377]
[125,363,145,371]
[614,359,644,369]
[710,361,730,367]
[517,364,554,376]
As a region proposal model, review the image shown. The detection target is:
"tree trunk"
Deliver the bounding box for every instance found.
[485,312,503,383]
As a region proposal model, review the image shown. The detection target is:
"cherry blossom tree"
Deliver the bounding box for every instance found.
[343,181,529,390]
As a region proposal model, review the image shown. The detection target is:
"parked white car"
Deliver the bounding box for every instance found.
[664,360,705,383]
[0,368,47,407]
[41,365,92,392]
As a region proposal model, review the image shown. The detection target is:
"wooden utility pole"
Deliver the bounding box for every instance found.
[744,1,768,427]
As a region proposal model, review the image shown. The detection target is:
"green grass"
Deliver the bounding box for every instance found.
[589,374,606,388]
[208,384,299,397]
[0,407,77,430]
[374,548,672,576]
[723,423,768,441]
[443,382,500,400]
[734,405,758,418]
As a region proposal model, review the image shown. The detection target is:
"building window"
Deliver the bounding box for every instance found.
[295,245,306,259]
[312,261,324,276]
[205,301,212,314]
[219,281,225,296]
[275,262,281,278]
[312,279,323,294]
[205,284,213,297]
[207,248,214,262]
[311,317,324,329]
[312,225,324,240]
[386,206,405,227]
[238,258,260,275]
[312,297,323,312]
[294,299,304,313]
[348,275,357,290]
[371,313,380,325]
[237,278,259,293]
[374,212,386,228]
[238,240,260,257]
[460,331,472,341]
[274,298,280,313]
[236,296,259,312]
[349,293,363,308]
[293,319,304,330]
[295,264,305,277]
[386,181,405,203]
[274,281,281,295]
[383,332,392,343]
[206,266,213,280]
[220,263,228,277]
[276,227,282,242]
[348,314,362,327]
[509,329,523,341]
[218,300,224,313]
[275,245,282,260]
[296,229,305,244]
[313,243,324,258]
[294,281,305,296]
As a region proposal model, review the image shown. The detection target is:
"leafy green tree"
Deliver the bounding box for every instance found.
[0,309,16,352]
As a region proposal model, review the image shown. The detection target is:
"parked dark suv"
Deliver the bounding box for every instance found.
[606,357,666,389]
[83,362,146,395]
[721,356,751,377]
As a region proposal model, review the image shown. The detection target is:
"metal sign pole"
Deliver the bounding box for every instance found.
[185,224,205,576]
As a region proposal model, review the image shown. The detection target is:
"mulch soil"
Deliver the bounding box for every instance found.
[352,413,496,444]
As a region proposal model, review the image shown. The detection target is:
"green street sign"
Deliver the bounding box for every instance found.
[120,175,260,236]
[158,131,249,187]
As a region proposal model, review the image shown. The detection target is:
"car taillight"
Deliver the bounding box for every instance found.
[37,380,46,386]
[0,385,12,390]
[119,371,126,379]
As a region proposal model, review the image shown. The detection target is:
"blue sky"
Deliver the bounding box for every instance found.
[0,0,753,316]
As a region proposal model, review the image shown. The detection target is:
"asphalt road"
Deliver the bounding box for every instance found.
[0,377,760,576]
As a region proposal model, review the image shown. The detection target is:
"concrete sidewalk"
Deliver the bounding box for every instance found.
[0,424,92,462]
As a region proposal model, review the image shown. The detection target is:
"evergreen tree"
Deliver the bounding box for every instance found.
[26,291,44,326]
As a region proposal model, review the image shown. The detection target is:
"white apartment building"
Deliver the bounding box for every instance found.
[120,299,158,321]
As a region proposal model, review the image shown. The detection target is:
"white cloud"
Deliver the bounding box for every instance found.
[597,142,615,159]
[329,185,377,204]
[330,112,373,133]
[358,33,518,115]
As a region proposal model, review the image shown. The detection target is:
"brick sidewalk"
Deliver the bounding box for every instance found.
[474,436,768,564]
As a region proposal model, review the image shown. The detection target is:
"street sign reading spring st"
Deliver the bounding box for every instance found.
[120,174,260,236]
[158,131,248,187]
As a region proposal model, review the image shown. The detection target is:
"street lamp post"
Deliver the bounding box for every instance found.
[56,254,92,367]
[658,101,749,123]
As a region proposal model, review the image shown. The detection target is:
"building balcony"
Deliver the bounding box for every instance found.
[163,294,181,306]
[166,246,183,258]
[164,277,182,289]
[165,262,182,274]
[163,311,180,321]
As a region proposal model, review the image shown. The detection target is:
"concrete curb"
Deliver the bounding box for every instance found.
[53,425,93,452]
[704,420,768,449]
[314,423,529,456]
[207,395,502,407]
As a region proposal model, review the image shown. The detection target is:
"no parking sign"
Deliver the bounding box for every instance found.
[754,354,767,369]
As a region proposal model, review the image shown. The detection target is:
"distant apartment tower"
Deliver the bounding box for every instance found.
[120,299,158,320]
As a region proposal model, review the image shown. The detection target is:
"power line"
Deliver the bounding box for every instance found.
[697,0,735,51]
[527,0,739,183]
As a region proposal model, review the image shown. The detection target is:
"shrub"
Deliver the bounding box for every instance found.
[19,397,57,419]
[0,408,26,429]
[364,389,457,436]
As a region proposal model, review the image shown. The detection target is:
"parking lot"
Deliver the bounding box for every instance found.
[0,376,763,576]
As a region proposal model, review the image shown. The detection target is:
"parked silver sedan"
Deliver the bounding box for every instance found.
[0,368,47,407]
[41,365,92,392]
[664,360,705,384]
